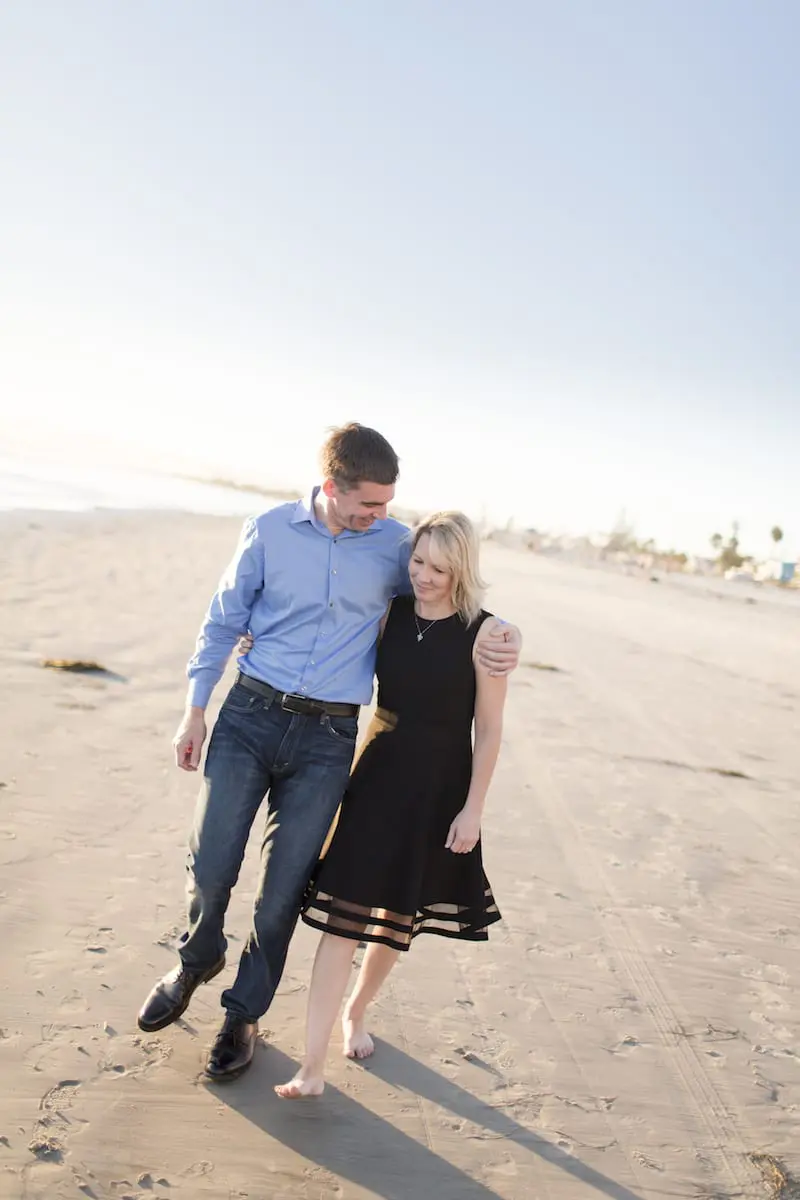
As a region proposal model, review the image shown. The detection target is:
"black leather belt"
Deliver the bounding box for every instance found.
[236,672,359,718]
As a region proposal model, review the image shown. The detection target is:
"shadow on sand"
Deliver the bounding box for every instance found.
[211,1040,644,1200]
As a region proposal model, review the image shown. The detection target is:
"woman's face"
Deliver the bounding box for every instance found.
[409,532,453,608]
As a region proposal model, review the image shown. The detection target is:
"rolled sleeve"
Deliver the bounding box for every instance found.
[186,517,264,708]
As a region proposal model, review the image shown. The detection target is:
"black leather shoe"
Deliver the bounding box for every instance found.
[137,956,225,1033]
[205,1013,258,1081]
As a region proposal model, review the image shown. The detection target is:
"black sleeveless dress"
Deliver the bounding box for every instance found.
[301,594,502,952]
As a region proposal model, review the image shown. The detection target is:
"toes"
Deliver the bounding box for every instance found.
[274,1078,323,1099]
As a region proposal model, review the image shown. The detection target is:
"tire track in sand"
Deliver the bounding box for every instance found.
[504,620,761,1196]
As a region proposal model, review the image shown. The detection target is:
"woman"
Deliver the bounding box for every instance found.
[248,511,508,1098]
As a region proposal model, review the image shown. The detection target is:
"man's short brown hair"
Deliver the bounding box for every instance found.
[320,423,400,490]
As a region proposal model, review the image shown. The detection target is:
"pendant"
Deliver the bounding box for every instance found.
[417,633,423,642]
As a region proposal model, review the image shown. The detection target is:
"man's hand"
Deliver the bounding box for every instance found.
[445,807,481,854]
[476,621,522,676]
[173,708,207,772]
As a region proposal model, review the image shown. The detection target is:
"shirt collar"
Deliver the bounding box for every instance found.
[291,486,385,536]
[290,488,320,527]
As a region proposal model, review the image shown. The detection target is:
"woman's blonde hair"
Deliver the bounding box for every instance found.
[411,511,487,625]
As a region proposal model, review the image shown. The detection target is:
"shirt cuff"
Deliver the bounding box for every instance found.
[186,673,215,710]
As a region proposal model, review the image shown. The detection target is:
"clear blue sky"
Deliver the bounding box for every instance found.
[1,1,798,556]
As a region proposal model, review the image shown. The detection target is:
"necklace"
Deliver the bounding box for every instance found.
[414,612,438,642]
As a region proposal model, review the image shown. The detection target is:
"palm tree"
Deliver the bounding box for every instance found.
[710,532,723,552]
[719,523,744,572]
[771,525,784,547]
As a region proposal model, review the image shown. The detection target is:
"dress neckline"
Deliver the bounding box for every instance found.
[412,604,458,623]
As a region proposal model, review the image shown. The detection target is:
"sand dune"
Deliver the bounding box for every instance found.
[2,510,799,1199]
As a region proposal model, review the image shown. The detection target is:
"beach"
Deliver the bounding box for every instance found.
[2,509,799,1199]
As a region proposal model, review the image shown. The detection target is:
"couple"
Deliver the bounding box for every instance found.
[137,423,519,1094]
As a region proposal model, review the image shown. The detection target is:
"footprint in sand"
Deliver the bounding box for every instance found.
[59,989,90,1015]
[750,1008,795,1043]
[102,1034,174,1078]
[602,992,642,1018]
[605,1035,644,1056]
[643,904,680,926]
[73,1177,99,1197]
[41,1080,82,1112]
[752,1069,781,1103]
[28,1133,64,1161]
[747,962,790,986]
[86,926,114,956]
[632,1149,664,1171]
[181,1160,215,1179]
[29,1079,83,1163]
[155,923,182,950]
[753,1042,799,1061]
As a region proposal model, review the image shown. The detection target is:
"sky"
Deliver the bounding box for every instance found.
[1,1,798,557]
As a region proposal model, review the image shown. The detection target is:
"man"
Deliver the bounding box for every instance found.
[137,423,521,1079]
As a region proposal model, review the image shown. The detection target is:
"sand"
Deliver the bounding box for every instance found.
[1,510,799,1200]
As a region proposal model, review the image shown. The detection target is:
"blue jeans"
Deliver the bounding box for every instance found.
[179,679,357,1021]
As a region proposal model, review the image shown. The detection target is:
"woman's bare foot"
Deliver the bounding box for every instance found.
[342,1012,374,1060]
[274,1070,325,1099]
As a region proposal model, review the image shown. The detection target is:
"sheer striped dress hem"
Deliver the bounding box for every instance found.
[301,886,502,953]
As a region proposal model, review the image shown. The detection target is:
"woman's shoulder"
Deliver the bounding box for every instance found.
[462,609,494,648]
[470,612,500,648]
[474,610,496,634]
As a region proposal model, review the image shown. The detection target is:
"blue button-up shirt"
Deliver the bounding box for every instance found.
[186,489,412,708]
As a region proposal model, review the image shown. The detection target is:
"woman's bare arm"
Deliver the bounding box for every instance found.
[446,618,509,853]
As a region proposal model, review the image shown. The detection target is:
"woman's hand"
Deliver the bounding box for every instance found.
[237,632,255,655]
[445,808,481,854]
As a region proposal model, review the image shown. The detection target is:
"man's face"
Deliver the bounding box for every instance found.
[324,479,395,532]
